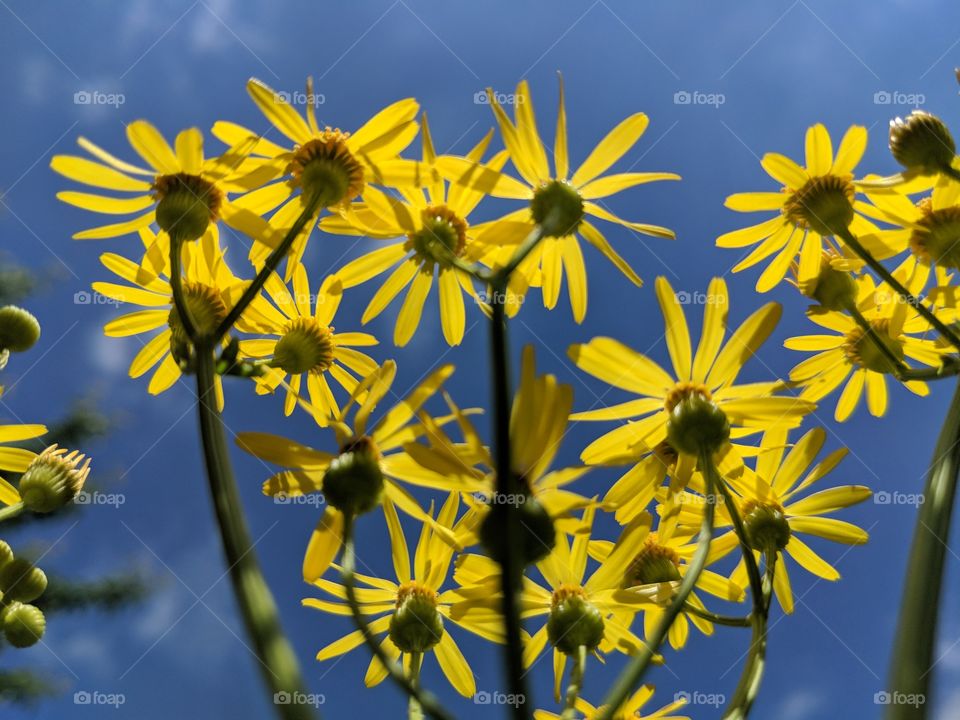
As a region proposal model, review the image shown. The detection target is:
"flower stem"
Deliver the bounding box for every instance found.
[408,651,424,720]
[0,502,25,523]
[340,514,452,720]
[561,645,587,719]
[594,448,718,720]
[886,378,960,719]
[193,348,315,720]
[487,277,532,720]
[836,227,960,352]
[169,234,198,343]
[682,603,752,628]
[212,197,323,346]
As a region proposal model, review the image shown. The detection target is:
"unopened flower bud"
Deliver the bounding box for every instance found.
[889,111,956,175]
[547,586,604,655]
[0,559,47,603]
[19,445,91,513]
[321,438,383,516]
[0,306,41,353]
[0,541,14,569]
[3,602,46,648]
[742,500,791,552]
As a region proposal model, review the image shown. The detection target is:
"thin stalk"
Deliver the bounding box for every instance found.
[213,197,322,345]
[0,502,24,523]
[194,348,315,720]
[836,226,960,352]
[487,278,531,720]
[682,603,752,628]
[493,227,545,284]
[340,515,452,720]
[846,305,910,376]
[886,378,960,719]
[408,651,424,720]
[594,448,718,720]
[169,234,198,342]
[561,645,587,719]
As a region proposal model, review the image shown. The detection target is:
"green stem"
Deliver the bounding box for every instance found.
[493,226,546,284]
[561,645,587,719]
[488,277,531,720]
[847,305,910,376]
[194,348,315,720]
[340,515,452,720]
[169,234,198,343]
[886,378,960,719]
[836,226,960,352]
[594,448,718,720]
[682,603,752,628]
[408,651,424,720]
[0,502,24,523]
[212,197,322,345]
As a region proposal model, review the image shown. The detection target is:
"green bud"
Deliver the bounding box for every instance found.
[531,180,584,238]
[388,583,444,653]
[19,445,91,513]
[666,392,730,456]
[3,602,46,648]
[889,111,956,175]
[321,439,384,516]
[0,559,47,602]
[742,501,791,552]
[479,493,556,566]
[547,588,605,655]
[0,306,41,353]
[0,541,14,569]
[154,173,223,242]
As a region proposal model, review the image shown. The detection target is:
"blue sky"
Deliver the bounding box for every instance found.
[2,0,960,717]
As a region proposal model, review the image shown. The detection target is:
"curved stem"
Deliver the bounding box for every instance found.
[836,226,960,352]
[682,602,752,628]
[194,349,315,720]
[212,197,322,345]
[594,448,718,720]
[561,645,587,719]
[0,502,25,523]
[886,378,960,719]
[339,515,452,720]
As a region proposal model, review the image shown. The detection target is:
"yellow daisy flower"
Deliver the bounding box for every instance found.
[717,124,882,292]
[213,77,420,271]
[568,276,814,468]
[0,417,47,507]
[534,684,689,720]
[438,78,679,322]
[52,122,277,247]
[785,272,944,421]
[677,427,870,613]
[236,361,481,581]
[319,118,503,346]
[305,493,488,697]
[91,226,254,409]
[237,263,378,424]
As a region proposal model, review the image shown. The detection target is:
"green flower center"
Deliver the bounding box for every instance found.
[167,282,227,360]
[625,534,682,586]
[547,585,605,654]
[783,174,854,236]
[154,173,223,241]
[890,111,956,174]
[271,317,335,375]
[407,205,468,266]
[741,499,791,552]
[843,319,905,374]
[389,580,444,653]
[910,205,960,270]
[290,129,365,208]
[321,437,384,516]
[664,383,730,455]
[530,179,584,238]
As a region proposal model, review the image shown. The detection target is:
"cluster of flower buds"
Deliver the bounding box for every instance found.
[0,540,47,648]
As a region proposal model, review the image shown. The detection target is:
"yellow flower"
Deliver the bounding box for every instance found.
[588,516,744,650]
[568,276,814,467]
[439,78,679,322]
[534,684,689,720]
[305,493,488,697]
[677,427,870,613]
[213,78,420,271]
[717,124,882,292]
[236,361,481,581]
[0,416,47,506]
[91,226,253,409]
[237,263,378,424]
[319,118,500,346]
[785,271,944,421]
[52,121,277,247]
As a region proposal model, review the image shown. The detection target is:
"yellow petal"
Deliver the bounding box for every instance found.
[655,277,692,381]
[303,508,345,581]
[571,112,649,187]
[804,124,833,176]
[394,268,433,347]
[247,78,311,144]
[126,120,179,174]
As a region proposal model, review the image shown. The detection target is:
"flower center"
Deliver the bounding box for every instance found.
[843,319,905,374]
[395,580,439,609]
[890,111,956,174]
[322,436,384,516]
[153,173,224,241]
[910,204,960,270]
[625,534,682,586]
[406,205,468,266]
[290,129,364,208]
[782,174,855,236]
[741,499,791,552]
[167,282,227,360]
[390,580,443,653]
[530,179,584,238]
[665,383,729,455]
[271,317,335,375]
[547,584,604,654]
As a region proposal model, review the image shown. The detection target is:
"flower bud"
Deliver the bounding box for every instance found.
[808,262,856,312]
[321,438,383,516]
[154,173,223,242]
[889,111,956,175]
[479,493,556,566]
[0,559,47,603]
[19,445,91,513]
[742,500,791,552]
[547,586,604,655]
[3,602,46,648]
[0,306,41,353]
[0,541,14,569]
[665,390,730,456]
[531,180,585,238]
[388,582,444,653]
